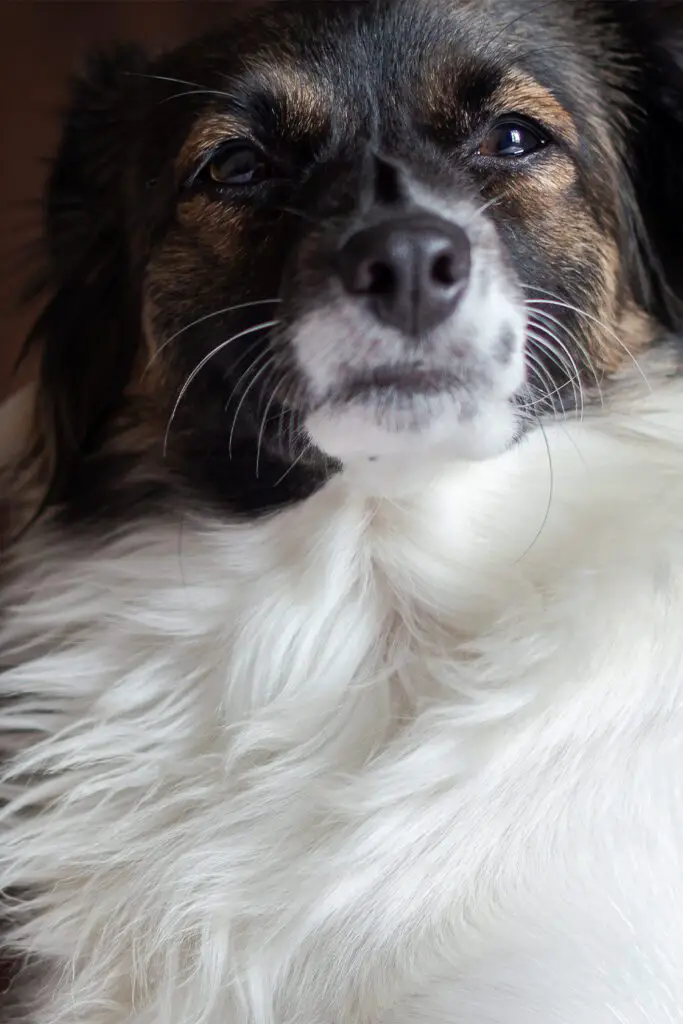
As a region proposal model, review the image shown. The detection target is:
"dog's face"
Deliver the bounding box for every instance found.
[25,0,683,517]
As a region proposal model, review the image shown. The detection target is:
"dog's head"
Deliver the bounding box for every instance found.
[20,0,683,518]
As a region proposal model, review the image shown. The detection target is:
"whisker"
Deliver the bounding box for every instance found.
[228,356,277,460]
[522,287,651,390]
[527,323,585,420]
[123,72,230,96]
[224,346,274,414]
[527,321,577,377]
[145,299,282,375]
[277,387,289,457]
[274,373,303,460]
[163,320,279,457]
[286,402,297,461]
[159,89,237,106]
[527,306,605,405]
[525,329,582,414]
[274,442,314,489]
[516,414,555,562]
[220,346,274,415]
[523,342,576,417]
[487,0,560,49]
[285,383,307,460]
[521,374,569,417]
[467,196,501,224]
[255,364,286,479]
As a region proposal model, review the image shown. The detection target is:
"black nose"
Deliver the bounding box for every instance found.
[336,215,471,336]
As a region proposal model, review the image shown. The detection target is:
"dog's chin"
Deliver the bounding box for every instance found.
[304,391,520,466]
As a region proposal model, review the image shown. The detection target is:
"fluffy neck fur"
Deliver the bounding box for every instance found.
[2,354,683,1023]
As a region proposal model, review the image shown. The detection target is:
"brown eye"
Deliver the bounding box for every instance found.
[206,144,268,187]
[479,118,549,159]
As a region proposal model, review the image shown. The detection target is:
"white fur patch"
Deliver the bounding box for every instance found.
[293,192,526,464]
[3,369,683,1023]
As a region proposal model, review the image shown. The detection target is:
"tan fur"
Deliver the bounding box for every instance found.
[177,116,254,184]
[250,58,329,136]
[492,69,580,147]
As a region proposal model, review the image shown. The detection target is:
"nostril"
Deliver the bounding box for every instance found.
[348,259,396,296]
[365,261,396,296]
[431,253,457,288]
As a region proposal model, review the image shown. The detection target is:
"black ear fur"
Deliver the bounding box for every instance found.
[24,45,149,506]
[615,0,683,326]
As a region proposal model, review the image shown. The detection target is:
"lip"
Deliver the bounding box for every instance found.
[333,366,459,404]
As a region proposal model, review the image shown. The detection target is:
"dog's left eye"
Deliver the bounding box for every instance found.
[479,118,550,158]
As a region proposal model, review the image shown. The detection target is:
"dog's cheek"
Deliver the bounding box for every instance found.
[143,200,249,355]
[491,158,644,375]
[176,195,250,270]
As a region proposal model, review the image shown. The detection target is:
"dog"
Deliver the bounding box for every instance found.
[3,0,683,1020]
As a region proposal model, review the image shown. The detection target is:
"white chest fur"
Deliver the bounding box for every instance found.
[2,387,683,1024]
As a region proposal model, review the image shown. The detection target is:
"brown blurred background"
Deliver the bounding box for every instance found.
[0,1,241,402]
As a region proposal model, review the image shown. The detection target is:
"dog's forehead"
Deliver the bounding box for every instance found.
[163,0,591,182]
[175,0,581,127]
[238,0,558,94]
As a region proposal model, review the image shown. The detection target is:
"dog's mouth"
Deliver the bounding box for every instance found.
[330,365,460,405]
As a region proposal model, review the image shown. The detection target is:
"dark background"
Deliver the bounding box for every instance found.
[0,2,243,401]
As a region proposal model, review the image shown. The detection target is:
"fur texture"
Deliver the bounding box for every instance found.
[4,1,683,1022]
[4,358,683,1023]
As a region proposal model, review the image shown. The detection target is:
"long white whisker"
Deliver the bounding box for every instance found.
[527,323,585,420]
[222,347,273,411]
[525,329,583,416]
[516,415,555,562]
[524,295,651,391]
[527,307,605,405]
[228,357,277,461]
[159,89,236,105]
[255,365,286,480]
[527,302,603,386]
[286,383,307,460]
[223,324,288,412]
[224,346,274,414]
[277,388,289,457]
[145,300,282,375]
[163,320,279,457]
[523,342,576,416]
[524,356,562,407]
[274,443,314,489]
[467,196,501,224]
[123,72,230,96]
[527,322,578,381]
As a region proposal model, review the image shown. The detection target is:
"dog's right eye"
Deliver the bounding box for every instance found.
[192,143,270,191]
[208,144,268,186]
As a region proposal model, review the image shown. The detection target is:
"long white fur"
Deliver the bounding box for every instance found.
[2,362,683,1023]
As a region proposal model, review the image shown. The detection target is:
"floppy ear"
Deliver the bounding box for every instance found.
[23,45,149,506]
[617,0,683,325]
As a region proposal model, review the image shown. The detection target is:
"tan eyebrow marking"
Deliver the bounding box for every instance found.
[246,58,328,130]
[177,61,329,181]
[491,69,580,148]
[177,114,253,181]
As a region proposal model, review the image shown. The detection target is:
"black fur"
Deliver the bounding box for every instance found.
[23,46,149,513]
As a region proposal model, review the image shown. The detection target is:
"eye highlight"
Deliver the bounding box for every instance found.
[479,117,550,159]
